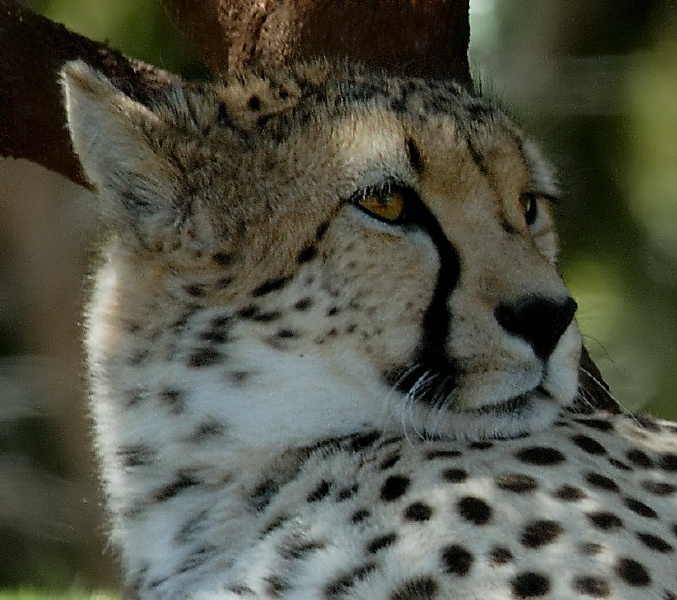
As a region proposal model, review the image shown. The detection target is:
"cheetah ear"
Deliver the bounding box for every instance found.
[61,60,181,237]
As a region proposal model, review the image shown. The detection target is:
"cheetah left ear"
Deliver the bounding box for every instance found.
[61,60,183,239]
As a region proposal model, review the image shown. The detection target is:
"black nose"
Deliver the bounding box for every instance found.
[494,296,577,360]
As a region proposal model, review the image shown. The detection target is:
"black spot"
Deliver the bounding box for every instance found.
[237,305,259,319]
[200,329,231,344]
[346,431,381,451]
[380,454,401,470]
[227,585,256,596]
[470,441,493,450]
[511,572,550,598]
[457,496,492,525]
[659,452,677,472]
[216,277,235,289]
[623,497,657,518]
[177,544,218,574]
[571,434,607,455]
[495,473,538,493]
[515,446,566,465]
[280,539,326,560]
[608,458,632,471]
[351,509,370,524]
[230,370,250,385]
[366,533,398,554]
[572,576,610,597]
[276,329,297,339]
[615,557,651,586]
[403,502,433,522]
[188,348,222,368]
[635,531,673,553]
[553,485,587,501]
[426,450,462,459]
[216,102,229,123]
[159,389,184,414]
[154,472,199,502]
[175,509,209,545]
[260,515,289,535]
[252,311,282,322]
[211,251,234,266]
[193,421,226,440]
[184,284,207,297]
[252,276,291,297]
[520,520,563,548]
[488,546,513,565]
[465,100,491,121]
[247,95,261,111]
[441,544,473,576]
[337,485,358,501]
[265,575,289,597]
[580,541,604,555]
[586,511,623,530]
[315,221,330,242]
[127,349,149,366]
[406,137,424,174]
[250,480,280,511]
[626,448,654,468]
[307,480,332,502]
[642,480,677,495]
[390,576,439,600]
[325,563,377,598]
[585,472,620,493]
[441,468,467,483]
[117,445,154,468]
[380,475,411,501]
[294,298,313,311]
[297,245,318,263]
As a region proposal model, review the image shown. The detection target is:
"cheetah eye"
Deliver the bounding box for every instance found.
[354,185,411,224]
[520,193,539,227]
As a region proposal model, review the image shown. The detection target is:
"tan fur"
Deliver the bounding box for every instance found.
[60,61,597,598]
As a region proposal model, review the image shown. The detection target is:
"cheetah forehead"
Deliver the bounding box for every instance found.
[148,63,558,229]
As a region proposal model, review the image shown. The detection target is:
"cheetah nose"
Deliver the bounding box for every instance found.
[494,295,578,360]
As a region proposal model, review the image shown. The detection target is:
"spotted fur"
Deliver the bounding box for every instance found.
[61,60,677,599]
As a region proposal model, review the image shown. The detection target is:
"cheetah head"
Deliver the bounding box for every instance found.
[63,61,581,445]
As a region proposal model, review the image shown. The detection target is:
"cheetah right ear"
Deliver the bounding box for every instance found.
[61,61,182,237]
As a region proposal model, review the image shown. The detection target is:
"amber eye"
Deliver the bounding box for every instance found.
[355,187,408,224]
[521,193,539,226]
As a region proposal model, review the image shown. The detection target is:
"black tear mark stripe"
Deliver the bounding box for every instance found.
[387,189,461,396]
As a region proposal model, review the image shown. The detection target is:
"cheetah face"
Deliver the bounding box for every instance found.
[63,61,581,444]
[314,111,581,440]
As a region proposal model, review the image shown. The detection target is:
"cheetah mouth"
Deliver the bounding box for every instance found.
[468,386,552,416]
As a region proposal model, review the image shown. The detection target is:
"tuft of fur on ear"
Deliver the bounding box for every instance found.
[61,61,183,243]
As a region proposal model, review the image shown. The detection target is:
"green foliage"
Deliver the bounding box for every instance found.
[34,0,206,77]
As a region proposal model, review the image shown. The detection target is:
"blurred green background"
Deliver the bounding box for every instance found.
[0,0,675,595]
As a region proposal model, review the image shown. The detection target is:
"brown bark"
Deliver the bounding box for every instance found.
[167,0,470,83]
[0,0,176,187]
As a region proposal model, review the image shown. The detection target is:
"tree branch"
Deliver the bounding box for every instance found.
[0,0,176,187]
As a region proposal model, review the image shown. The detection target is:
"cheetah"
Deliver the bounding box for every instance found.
[61,60,677,599]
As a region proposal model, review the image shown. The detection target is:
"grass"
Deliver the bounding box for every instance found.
[0,591,118,600]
